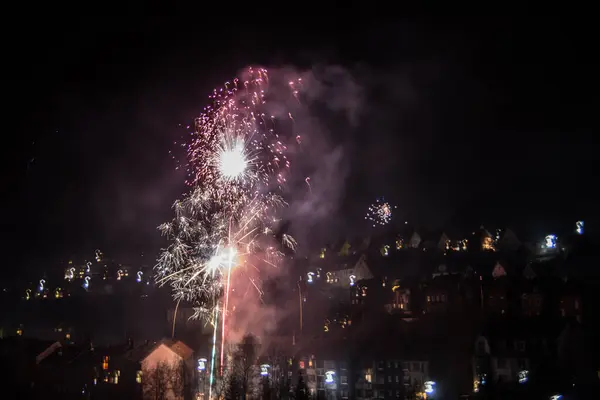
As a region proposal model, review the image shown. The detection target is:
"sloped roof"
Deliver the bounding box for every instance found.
[170,340,194,359]
[127,338,194,363]
[313,253,365,272]
[123,341,156,362]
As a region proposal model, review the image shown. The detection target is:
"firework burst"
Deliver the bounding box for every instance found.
[156,67,301,386]
[365,197,396,227]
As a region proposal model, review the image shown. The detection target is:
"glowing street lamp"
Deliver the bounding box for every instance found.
[424,381,435,394]
[260,364,270,377]
[576,220,584,234]
[518,370,528,384]
[325,370,335,384]
[543,234,557,249]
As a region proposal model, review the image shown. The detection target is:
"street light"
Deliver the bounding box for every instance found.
[325,371,335,384]
[260,364,270,377]
[518,370,528,384]
[424,381,436,394]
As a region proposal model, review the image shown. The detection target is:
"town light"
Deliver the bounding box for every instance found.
[198,358,207,371]
[260,364,270,376]
[325,370,335,384]
[518,370,528,384]
[424,381,435,394]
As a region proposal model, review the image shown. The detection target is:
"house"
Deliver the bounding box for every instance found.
[472,333,529,389]
[497,228,522,252]
[472,319,566,395]
[422,274,464,314]
[311,253,373,288]
[139,339,195,400]
[408,232,422,249]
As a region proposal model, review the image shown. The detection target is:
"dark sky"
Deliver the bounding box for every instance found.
[3,17,598,277]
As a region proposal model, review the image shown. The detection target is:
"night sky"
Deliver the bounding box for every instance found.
[3,17,598,278]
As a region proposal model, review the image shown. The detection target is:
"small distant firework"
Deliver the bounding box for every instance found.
[365,198,396,227]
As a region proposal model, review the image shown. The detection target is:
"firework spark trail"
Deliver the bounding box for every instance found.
[156,67,302,390]
[220,255,233,376]
[209,304,218,399]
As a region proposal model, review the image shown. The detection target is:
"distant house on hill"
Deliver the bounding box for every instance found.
[497,228,522,252]
[139,339,195,400]
[409,232,422,249]
[421,231,450,252]
[313,254,374,288]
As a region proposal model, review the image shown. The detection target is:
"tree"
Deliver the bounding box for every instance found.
[226,334,260,400]
[170,359,193,400]
[144,361,171,400]
[262,376,272,400]
[143,361,189,400]
[294,373,308,400]
[226,370,245,400]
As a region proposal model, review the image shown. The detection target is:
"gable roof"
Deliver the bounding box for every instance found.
[169,340,194,359]
[129,338,194,363]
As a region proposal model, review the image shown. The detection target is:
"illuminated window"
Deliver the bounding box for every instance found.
[365,373,372,383]
[482,237,496,251]
[102,356,109,370]
[136,370,142,384]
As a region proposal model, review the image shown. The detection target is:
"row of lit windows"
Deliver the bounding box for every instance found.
[378,361,426,372]
[426,294,446,303]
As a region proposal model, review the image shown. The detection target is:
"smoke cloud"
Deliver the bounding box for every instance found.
[222,65,365,345]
